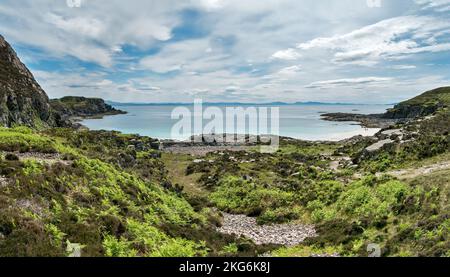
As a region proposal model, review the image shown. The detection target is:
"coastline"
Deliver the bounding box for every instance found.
[77,111,382,152]
[77,103,389,144]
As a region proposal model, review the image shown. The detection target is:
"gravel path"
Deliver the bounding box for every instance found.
[377,161,450,179]
[217,213,316,246]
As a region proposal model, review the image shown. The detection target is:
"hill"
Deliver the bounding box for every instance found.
[383,87,450,119]
[322,87,450,127]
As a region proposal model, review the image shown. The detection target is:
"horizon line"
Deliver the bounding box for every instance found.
[105,100,396,106]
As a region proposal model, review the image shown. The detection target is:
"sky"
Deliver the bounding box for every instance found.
[0,0,449,104]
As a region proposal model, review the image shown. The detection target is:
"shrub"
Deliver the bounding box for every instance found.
[299,180,345,205]
[5,153,19,161]
[0,128,57,153]
[103,235,137,257]
[336,179,409,221]
[257,207,303,225]
[209,176,294,216]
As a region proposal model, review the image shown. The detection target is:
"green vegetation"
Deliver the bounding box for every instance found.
[50,96,125,117]
[0,128,268,257]
[395,87,450,108]
[0,127,57,153]
[0,87,449,257]
[183,90,450,256]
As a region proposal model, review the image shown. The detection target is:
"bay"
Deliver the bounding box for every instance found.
[80,104,391,141]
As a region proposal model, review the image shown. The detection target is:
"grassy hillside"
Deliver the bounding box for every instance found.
[384,87,450,119]
[0,127,270,257]
[184,106,449,257]
[399,87,450,107]
[0,86,449,257]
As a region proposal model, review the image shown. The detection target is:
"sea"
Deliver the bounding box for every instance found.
[80,103,392,141]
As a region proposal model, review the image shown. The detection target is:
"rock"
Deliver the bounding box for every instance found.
[217,213,316,247]
[322,87,450,129]
[50,96,126,122]
[321,113,397,128]
[365,139,394,152]
[1,35,124,128]
[193,159,204,164]
[0,35,57,127]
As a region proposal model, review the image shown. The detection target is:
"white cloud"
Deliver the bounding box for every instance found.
[0,0,183,67]
[1,0,450,103]
[391,65,417,70]
[138,39,220,73]
[293,15,450,66]
[305,77,393,89]
[197,0,226,10]
[278,65,302,75]
[271,48,301,60]
[415,0,450,11]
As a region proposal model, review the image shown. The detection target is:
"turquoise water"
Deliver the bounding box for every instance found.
[80,104,391,141]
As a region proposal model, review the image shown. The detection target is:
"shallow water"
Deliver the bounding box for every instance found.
[81,104,391,141]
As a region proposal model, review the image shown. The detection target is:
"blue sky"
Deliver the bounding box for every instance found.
[0,0,449,103]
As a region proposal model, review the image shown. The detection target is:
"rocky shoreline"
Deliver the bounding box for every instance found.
[321,113,399,128]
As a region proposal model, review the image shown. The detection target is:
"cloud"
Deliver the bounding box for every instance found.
[1,0,450,103]
[0,0,184,67]
[290,16,450,66]
[137,39,227,73]
[391,65,417,70]
[292,15,450,66]
[415,0,450,11]
[197,0,226,10]
[271,48,301,60]
[305,77,393,89]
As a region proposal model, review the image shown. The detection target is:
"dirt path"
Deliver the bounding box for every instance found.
[378,161,450,179]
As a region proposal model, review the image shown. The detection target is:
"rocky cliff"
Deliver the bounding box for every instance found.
[1,35,126,128]
[0,35,56,127]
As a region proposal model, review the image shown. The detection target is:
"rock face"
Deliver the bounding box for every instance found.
[50,96,126,118]
[0,35,56,127]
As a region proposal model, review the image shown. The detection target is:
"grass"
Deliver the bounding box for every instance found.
[0,127,58,153]
[162,153,206,197]
[1,98,449,258]
[399,87,450,107]
[0,127,270,257]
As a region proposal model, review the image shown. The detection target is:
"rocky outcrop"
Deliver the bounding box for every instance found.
[321,113,398,128]
[0,35,56,127]
[1,35,125,128]
[383,87,449,119]
[322,87,450,128]
[50,96,126,119]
